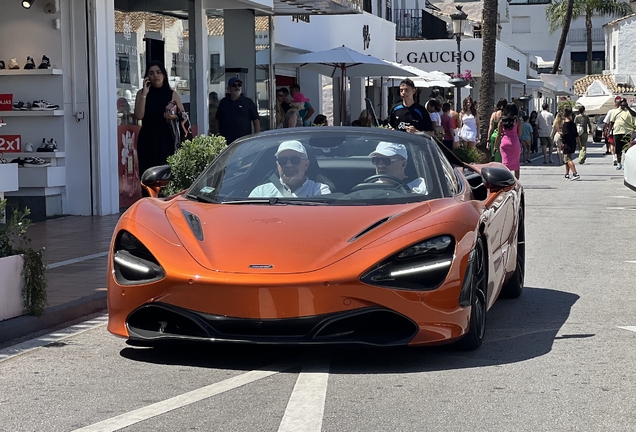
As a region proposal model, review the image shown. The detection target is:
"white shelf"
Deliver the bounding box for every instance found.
[0,164,19,193]
[4,152,65,159]
[0,110,64,117]
[0,69,63,76]
[17,166,65,188]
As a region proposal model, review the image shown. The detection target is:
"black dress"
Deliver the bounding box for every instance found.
[137,86,175,176]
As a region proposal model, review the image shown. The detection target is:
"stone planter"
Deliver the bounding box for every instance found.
[0,254,24,321]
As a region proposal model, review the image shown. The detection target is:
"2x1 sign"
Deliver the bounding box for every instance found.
[0,135,22,152]
[0,94,14,111]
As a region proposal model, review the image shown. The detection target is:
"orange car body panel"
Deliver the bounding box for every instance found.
[107,162,522,346]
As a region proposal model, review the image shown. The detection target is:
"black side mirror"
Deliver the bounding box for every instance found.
[141,165,172,188]
[480,166,516,191]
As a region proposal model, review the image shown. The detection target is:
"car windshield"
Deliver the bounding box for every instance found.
[187,129,447,206]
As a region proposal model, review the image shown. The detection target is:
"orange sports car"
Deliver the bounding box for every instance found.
[107,127,524,350]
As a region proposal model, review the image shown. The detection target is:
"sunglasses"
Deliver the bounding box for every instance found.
[231,83,242,88]
[277,156,306,165]
[371,157,400,166]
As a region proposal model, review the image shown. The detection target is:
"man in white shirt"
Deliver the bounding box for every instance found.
[537,103,555,164]
[249,140,331,198]
[603,96,622,165]
[369,142,427,194]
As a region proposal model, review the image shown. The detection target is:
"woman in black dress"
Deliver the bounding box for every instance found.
[134,61,185,177]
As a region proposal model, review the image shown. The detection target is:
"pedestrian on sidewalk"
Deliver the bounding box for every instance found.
[603,97,621,164]
[520,115,533,163]
[609,97,636,170]
[488,98,507,162]
[388,78,434,134]
[215,77,260,144]
[494,103,522,179]
[537,103,554,164]
[574,105,592,164]
[441,102,455,150]
[530,111,539,153]
[551,112,565,165]
[290,83,315,125]
[561,107,580,180]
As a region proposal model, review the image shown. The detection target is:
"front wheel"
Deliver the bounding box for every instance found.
[457,235,488,351]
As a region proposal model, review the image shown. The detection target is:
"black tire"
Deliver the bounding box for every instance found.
[458,235,488,351]
[500,210,525,299]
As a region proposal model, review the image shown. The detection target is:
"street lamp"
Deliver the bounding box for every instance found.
[449,5,469,112]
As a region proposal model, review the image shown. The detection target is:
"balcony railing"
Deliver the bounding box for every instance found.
[566,28,604,43]
[393,9,448,39]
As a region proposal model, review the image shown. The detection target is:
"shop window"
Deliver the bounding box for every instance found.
[363,0,372,13]
[512,17,530,33]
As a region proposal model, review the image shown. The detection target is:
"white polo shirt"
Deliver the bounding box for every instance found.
[537,110,554,138]
[408,178,427,194]
[249,178,331,198]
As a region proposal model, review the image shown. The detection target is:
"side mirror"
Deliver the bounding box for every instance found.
[480,166,516,191]
[141,165,171,198]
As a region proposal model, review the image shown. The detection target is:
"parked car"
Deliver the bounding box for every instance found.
[107,127,525,351]
[625,139,636,191]
[593,115,605,142]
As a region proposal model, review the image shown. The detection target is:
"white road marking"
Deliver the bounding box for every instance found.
[278,355,331,432]
[72,359,299,432]
[47,251,109,270]
[619,326,636,333]
[0,315,108,363]
[625,261,636,264]
[607,207,627,210]
[609,196,634,199]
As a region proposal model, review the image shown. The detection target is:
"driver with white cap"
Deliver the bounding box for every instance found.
[369,142,426,194]
[249,140,331,197]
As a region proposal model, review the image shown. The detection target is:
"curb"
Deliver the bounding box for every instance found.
[0,292,107,345]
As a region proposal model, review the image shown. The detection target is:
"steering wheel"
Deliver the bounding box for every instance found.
[350,174,410,193]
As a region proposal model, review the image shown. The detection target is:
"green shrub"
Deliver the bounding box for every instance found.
[164,135,227,196]
[453,146,483,164]
[0,200,48,316]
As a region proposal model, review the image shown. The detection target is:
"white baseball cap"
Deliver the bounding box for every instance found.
[369,142,408,160]
[275,140,308,158]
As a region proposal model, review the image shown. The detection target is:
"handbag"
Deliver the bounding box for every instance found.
[167,102,193,151]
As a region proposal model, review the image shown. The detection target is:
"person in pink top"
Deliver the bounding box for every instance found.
[441,102,455,150]
[495,103,522,179]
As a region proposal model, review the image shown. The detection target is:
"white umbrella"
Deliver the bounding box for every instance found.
[282,46,417,124]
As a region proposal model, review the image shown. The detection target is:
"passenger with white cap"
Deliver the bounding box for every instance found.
[249,140,331,197]
[368,142,427,194]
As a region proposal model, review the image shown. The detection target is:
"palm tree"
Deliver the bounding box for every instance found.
[478,0,498,152]
[547,0,632,75]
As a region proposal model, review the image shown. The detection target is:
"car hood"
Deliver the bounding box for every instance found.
[165,199,431,274]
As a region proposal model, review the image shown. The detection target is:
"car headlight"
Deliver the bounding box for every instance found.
[360,235,454,290]
[113,231,165,285]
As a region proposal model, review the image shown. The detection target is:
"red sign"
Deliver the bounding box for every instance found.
[118,125,142,208]
[0,94,13,111]
[0,135,21,152]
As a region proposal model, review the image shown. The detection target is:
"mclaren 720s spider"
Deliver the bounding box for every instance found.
[107,127,525,350]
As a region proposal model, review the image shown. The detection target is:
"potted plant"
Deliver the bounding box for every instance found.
[164,135,227,196]
[0,200,48,320]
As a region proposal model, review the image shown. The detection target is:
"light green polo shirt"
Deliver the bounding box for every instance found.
[611,109,635,135]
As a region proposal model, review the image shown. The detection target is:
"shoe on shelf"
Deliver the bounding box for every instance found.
[24,142,34,152]
[24,56,36,70]
[38,55,51,69]
[563,174,570,180]
[23,157,51,168]
[0,118,6,127]
[48,138,58,151]
[31,100,59,110]
[10,158,24,166]
[616,163,622,170]
[571,173,580,181]
[12,101,24,110]
[8,58,19,69]
[0,60,5,70]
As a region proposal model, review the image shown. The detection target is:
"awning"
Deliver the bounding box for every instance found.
[574,95,616,116]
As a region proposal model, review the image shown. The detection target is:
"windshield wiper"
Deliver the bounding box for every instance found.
[222,198,330,206]
[185,193,217,204]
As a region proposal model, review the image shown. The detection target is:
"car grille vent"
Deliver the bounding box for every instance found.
[348,213,401,243]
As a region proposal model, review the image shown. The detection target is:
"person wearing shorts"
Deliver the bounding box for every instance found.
[537,103,554,164]
[610,98,636,170]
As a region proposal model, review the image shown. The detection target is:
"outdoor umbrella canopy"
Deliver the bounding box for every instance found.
[282,46,417,124]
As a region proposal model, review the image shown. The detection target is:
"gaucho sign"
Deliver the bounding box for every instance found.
[405,50,476,64]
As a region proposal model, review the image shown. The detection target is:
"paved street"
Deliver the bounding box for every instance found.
[1,142,635,432]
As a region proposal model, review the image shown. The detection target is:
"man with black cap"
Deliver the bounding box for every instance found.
[215,77,260,144]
